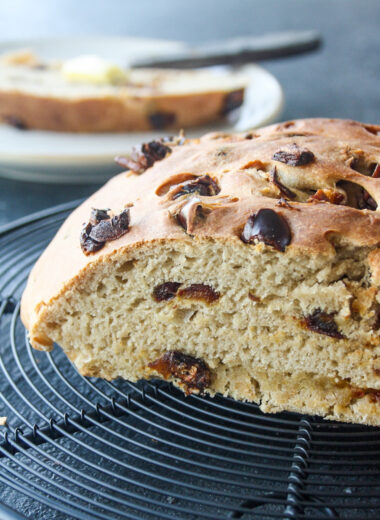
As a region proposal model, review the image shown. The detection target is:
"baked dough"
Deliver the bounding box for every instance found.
[21,118,380,425]
[0,50,246,132]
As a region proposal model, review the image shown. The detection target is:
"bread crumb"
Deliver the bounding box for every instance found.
[0,417,7,426]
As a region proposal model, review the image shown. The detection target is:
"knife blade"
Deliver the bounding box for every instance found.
[132,30,321,69]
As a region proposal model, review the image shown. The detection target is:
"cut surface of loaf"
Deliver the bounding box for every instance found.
[0,51,246,132]
[21,118,380,425]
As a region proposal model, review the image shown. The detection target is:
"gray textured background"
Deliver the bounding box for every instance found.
[0,0,379,226]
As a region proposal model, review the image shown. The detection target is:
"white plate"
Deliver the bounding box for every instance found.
[0,36,284,183]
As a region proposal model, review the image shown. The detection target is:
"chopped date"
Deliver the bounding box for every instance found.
[222,90,244,115]
[360,189,377,210]
[171,175,220,200]
[363,124,380,136]
[307,189,345,205]
[241,159,266,170]
[338,180,377,211]
[114,140,171,174]
[241,208,291,252]
[351,388,366,400]
[152,282,219,304]
[80,223,104,254]
[155,173,198,196]
[270,166,296,199]
[351,184,378,210]
[351,386,380,403]
[148,350,211,393]
[89,210,130,243]
[4,115,27,129]
[89,208,111,225]
[177,283,220,304]
[153,282,182,302]
[369,390,380,403]
[248,292,260,302]
[272,143,315,166]
[80,208,130,255]
[148,112,176,130]
[372,163,380,178]
[176,197,206,233]
[114,155,132,170]
[304,309,344,339]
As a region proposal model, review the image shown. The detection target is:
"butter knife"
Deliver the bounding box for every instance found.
[132,30,321,69]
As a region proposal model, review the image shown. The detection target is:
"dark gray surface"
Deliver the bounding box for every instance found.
[0,0,379,226]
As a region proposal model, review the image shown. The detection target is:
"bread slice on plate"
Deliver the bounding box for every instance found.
[0,50,247,133]
[21,118,380,425]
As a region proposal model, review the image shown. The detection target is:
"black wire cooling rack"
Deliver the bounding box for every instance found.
[1,201,380,520]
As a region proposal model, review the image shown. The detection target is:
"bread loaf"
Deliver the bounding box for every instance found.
[21,118,380,425]
[0,51,246,132]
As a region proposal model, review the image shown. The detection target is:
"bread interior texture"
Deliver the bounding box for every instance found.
[34,237,380,425]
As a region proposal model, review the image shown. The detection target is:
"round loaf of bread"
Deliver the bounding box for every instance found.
[21,118,380,425]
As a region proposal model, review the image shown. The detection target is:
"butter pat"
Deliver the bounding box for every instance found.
[61,55,128,85]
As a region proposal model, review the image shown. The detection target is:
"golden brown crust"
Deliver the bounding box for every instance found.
[21,118,380,335]
[0,87,244,132]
